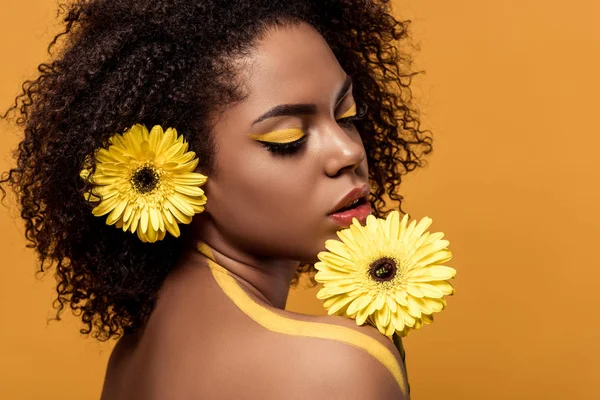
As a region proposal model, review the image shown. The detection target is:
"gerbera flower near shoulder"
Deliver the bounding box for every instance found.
[80,123,208,243]
[315,211,456,338]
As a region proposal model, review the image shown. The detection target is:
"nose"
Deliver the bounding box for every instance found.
[322,124,367,178]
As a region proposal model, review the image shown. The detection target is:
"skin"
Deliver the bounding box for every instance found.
[100,22,407,399]
[190,21,370,310]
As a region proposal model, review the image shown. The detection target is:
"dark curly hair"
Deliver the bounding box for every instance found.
[0,0,432,341]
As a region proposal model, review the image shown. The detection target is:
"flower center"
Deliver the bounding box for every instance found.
[368,257,397,282]
[131,165,160,194]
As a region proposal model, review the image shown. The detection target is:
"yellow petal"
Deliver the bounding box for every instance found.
[406,285,425,298]
[324,295,357,315]
[406,296,423,318]
[336,228,362,252]
[348,223,371,248]
[168,193,195,217]
[394,290,408,306]
[324,240,354,259]
[172,173,208,186]
[92,174,123,186]
[398,213,410,236]
[346,294,373,315]
[408,266,456,282]
[385,319,395,337]
[316,252,355,272]
[162,142,185,162]
[137,228,149,243]
[366,214,382,242]
[169,151,196,165]
[428,281,455,296]
[92,196,120,216]
[129,209,141,233]
[392,310,406,332]
[173,185,206,197]
[105,199,128,225]
[386,210,401,240]
[401,219,418,243]
[140,208,149,234]
[146,224,158,242]
[379,303,391,327]
[411,282,445,298]
[386,295,397,313]
[412,216,433,240]
[148,125,163,151]
[163,210,181,237]
[186,195,208,207]
[413,241,451,264]
[373,311,387,336]
[314,270,353,282]
[373,292,386,310]
[355,304,372,325]
[415,249,453,267]
[96,148,122,163]
[149,207,160,231]
[164,199,192,224]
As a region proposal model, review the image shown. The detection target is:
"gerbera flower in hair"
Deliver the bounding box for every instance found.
[80,123,207,243]
[315,211,455,337]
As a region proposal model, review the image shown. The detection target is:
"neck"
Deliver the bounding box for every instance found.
[184,220,300,309]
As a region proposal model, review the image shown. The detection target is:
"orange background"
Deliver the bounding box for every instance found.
[1,1,599,399]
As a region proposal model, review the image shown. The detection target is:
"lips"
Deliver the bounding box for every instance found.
[329,184,371,215]
[328,184,372,226]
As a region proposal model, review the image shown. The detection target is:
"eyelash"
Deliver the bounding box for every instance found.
[261,102,368,155]
[337,102,369,128]
[258,134,309,155]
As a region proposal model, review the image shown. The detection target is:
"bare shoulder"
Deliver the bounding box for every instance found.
[296,313,409,399]
[307,340,408,400]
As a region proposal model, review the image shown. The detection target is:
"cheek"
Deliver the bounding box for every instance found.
[217,156,299,216]
[207,155,321,253]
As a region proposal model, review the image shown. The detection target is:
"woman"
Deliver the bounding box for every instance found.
[1,0,432,398]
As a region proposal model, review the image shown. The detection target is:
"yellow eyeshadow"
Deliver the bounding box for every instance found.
[337,103,357,119]
[248,128,305,144]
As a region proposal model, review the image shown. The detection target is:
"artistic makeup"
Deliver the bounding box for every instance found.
[337,103,357,120]
[247,101,367,155]
[248,128,305,144]
[248,128,308,155]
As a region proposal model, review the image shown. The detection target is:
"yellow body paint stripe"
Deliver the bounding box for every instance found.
[248,128,305,144]
[337,103,357,119]
[197,243,408,396]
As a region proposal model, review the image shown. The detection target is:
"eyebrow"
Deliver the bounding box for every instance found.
[251,75,353,126]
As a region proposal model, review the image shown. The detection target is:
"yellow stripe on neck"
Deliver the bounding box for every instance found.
[197,242,408,396]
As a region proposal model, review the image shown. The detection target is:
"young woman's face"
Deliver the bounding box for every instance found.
[203,22,370,263]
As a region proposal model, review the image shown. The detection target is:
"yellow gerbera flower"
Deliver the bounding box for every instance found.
[315,211,455,337]
[80,123,207,243]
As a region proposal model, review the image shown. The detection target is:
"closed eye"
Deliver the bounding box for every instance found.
[248,128,305,144]
[257,134,308,155]
[336,102,368,127]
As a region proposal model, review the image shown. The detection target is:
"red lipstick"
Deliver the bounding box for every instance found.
[328,184,372,227]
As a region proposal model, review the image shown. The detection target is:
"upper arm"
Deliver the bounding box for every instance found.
[312,341,409,400]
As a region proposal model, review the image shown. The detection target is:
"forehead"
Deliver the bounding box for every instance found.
[240,22,347,108]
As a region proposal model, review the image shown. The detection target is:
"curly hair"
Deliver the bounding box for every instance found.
[0,0,432,341]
